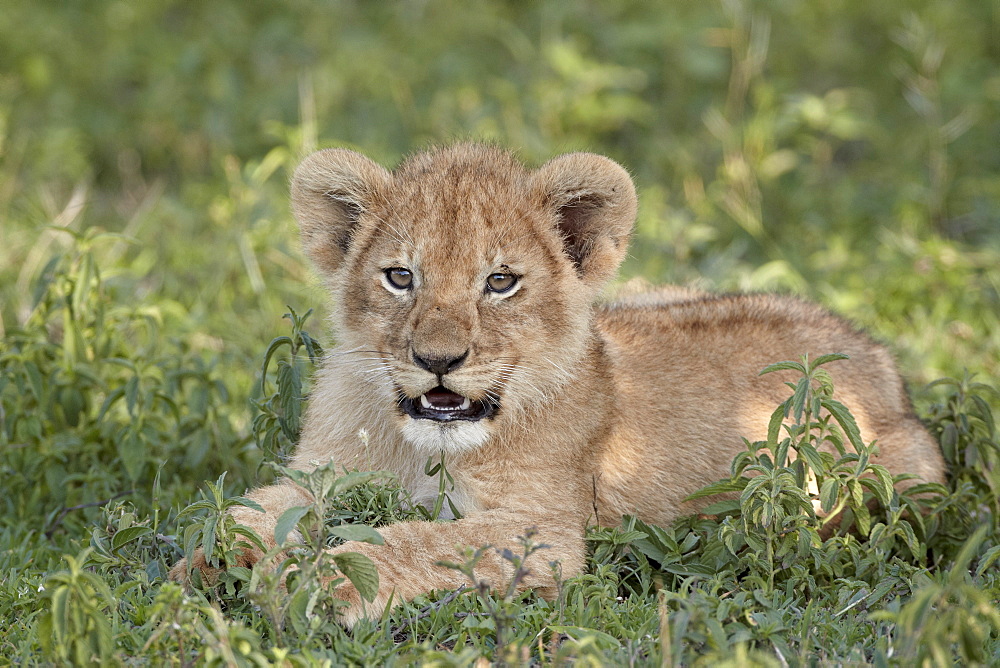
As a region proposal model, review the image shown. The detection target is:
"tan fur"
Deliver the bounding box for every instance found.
[169,144,945,626]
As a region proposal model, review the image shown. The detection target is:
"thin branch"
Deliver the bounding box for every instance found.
[45,490,134,538]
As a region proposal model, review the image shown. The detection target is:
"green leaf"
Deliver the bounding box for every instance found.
[975,545,1000,579]
[796,443,825,473]
[113,579,144,599]
[683,478,747,502]
[111,526,153,552]
[834,586,869,617]
[970,394,996,436]
[276,360,302,441]
[630,538,667,564]
[71,252,94,317]
[679,531,700,552]
[759,360,805,376]
[898,519,922,557]
[23,361,45,402]
[774,437,791,468]
[182,523,203,565]
[274,506,310,545]
[332,551,380,603]
[766,404,785,445]
[62,301,86,366]
[790,378,809,423]
[300,331,324,361]
[629,518,679,562]
[810,353,850,370]
[853,502,870,535]
[287,586,324,636]
[866,578,898,607]
[819,478,839,514]
[124,376,140,417]
[273,464,309,487]
[58,386,85,427]
[821,399,864,452]
[230,525,266,552]
[848,479,864,507]
[329,524,385,545]
[118,427,145,482]
[231,496,265,513]
[49,585,69,641]
[948,526,989,587]
[871,465,895,506]
[260,335,293,392]
[97,388,125,422]
[203,516,219,567]
[548,625,623,649]
[698,499,742,516]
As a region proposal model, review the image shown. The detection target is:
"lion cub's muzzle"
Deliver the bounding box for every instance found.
[399,386,496,422]
[400,348,497,422]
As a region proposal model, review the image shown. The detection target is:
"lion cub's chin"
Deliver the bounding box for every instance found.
[401,417,491,455]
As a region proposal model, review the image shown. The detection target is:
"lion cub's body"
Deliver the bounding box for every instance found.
[170,144,945,625]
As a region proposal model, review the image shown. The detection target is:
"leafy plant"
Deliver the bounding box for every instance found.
[872,527,1000,666]
[176,473,266,579]
[251,306,323,462]
[36,549,118,665]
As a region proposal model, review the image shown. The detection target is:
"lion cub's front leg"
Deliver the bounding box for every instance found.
[323,511,586,628]
[169,480,584,630]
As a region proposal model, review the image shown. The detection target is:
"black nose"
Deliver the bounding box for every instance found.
[413,350,469,376]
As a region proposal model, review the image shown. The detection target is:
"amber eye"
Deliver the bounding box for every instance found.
[384,267,413,290]
[486,272,518,294]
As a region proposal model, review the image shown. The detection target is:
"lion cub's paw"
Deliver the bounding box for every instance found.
[167,548,223,589]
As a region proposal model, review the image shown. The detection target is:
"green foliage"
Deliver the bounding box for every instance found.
[0,230,249,546]
[252,306,323,460]
[923,374,1000,516]
[1,0,999,663]
[36,549,117,666]
[177,473,265,574]
[872,527,1000,666]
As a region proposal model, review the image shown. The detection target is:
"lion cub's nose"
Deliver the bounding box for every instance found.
[412,350,469,376]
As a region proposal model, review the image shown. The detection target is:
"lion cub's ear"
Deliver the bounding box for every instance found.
[291,149,392,276]
[531,153,638,289]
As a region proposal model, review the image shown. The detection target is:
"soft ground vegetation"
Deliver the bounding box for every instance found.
[1,1,999,665]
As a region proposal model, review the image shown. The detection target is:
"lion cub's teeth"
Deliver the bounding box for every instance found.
[459,397,471,411]
[420,394,432,409]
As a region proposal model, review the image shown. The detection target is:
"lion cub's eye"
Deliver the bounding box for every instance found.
[384,267,413,291]
[486,272,518,294]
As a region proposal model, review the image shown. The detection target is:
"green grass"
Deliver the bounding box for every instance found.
[2,0,999,664]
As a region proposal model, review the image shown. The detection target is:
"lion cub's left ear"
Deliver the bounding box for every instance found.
[531,153,637,289]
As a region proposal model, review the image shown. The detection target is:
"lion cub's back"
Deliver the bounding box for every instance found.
[591,290,944,526]
[596,290,891,375]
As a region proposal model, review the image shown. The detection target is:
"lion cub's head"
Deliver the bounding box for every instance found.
[291,144,637,454]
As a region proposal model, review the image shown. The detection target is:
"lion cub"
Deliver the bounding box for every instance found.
[170,144,945,625]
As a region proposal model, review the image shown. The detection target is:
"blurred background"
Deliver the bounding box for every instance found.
[2,0,998,413]
[2,3,999,658]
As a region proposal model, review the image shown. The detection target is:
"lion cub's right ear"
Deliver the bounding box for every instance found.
[291,149,392,276]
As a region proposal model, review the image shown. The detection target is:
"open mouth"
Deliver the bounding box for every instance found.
[400,386,496,422]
